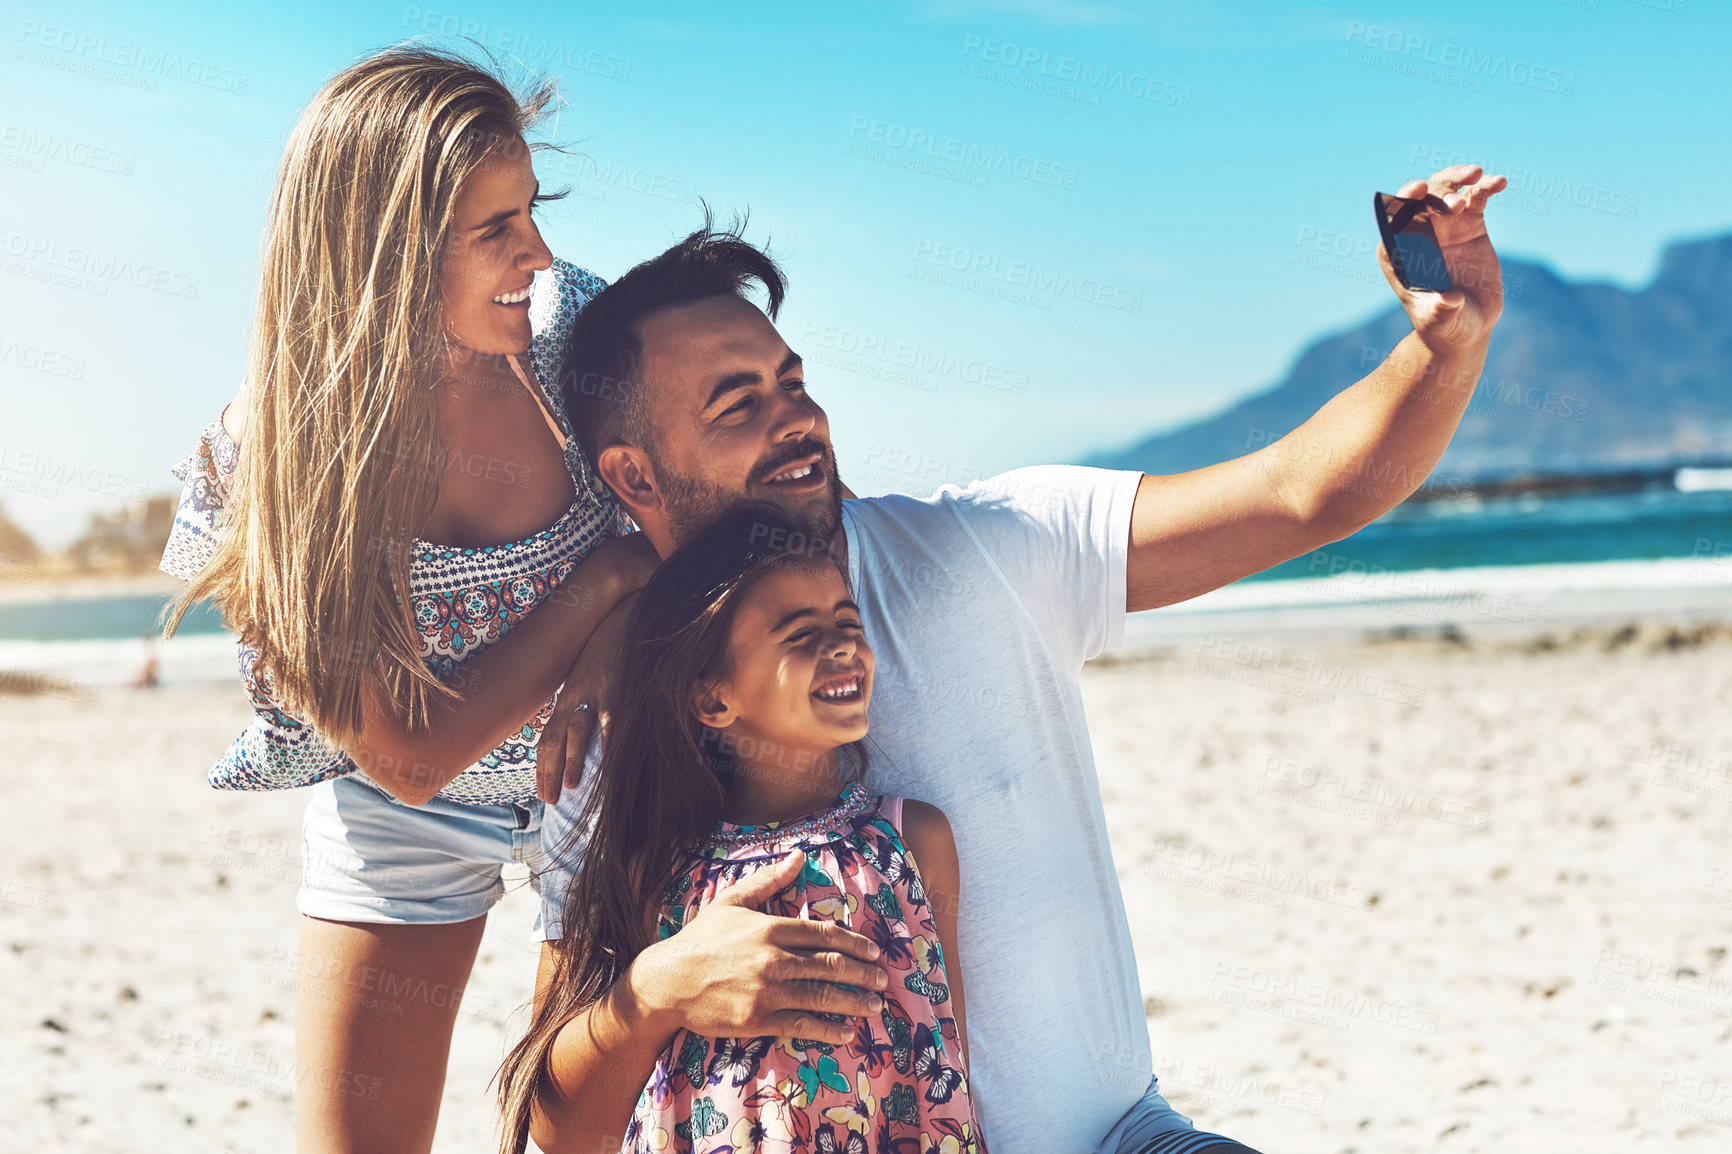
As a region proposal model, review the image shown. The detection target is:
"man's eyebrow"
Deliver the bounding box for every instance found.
[770,599,859,635]
[470,181,540,232]
[703,350,806,413]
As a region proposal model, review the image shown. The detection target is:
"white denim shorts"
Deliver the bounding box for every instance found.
[298,771,548,932]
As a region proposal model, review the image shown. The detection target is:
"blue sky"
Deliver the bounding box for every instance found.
[0,0,1720,547]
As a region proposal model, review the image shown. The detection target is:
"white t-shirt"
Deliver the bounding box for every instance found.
[541,464,1150,1154]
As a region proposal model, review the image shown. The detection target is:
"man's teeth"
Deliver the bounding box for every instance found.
[771,464,814,483]
[492,286,532,305]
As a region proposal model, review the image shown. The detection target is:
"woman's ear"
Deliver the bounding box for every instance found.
[692,683,734,730]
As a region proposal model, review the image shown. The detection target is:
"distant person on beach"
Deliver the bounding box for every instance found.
[517,172,1506,1154]
[129,632,159,690]
[156,47,663,1152]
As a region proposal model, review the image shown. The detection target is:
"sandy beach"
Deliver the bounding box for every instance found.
[5,621,1731,1152]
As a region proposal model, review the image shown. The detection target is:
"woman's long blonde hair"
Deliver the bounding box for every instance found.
[161,45,558,746]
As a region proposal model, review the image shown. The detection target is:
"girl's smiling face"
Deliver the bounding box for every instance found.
[696,559,873,768]
[441,138,554,358]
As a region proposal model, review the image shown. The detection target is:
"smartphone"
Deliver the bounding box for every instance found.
[1374,191,1453,292]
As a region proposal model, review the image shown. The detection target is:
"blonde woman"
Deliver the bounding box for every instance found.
[158,47,653,1152]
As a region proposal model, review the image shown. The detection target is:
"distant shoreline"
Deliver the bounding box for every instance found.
[0,570,183,605]
[1408,465,1703,503]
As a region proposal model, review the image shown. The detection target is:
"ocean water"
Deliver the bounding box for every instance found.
[6,487,1732,679]
[1248,486,1732,583]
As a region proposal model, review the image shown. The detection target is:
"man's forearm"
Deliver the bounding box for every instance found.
[1262,331,1489,533]
[534,961,678,1153]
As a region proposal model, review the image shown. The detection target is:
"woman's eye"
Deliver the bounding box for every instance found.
[786,629,812,644]
[783,378,807,392]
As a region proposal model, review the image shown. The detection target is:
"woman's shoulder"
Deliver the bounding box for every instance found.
[528,257,608,370]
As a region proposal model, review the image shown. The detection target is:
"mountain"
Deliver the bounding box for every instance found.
[1083,232,1732,484]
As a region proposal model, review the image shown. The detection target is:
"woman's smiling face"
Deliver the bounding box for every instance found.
[697,560,874,764]
[441,138,554,358]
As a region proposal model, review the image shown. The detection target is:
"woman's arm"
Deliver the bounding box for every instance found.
[216,388,655,805]
[900,800,971,1068]
[349,531,659,805]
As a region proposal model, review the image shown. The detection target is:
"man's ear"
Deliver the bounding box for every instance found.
[692,683,734,730]
[596,444,663,519]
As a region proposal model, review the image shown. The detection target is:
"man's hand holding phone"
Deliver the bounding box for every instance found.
[1375,164,1508,357]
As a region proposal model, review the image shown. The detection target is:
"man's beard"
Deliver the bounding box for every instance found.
[658,441,845,548]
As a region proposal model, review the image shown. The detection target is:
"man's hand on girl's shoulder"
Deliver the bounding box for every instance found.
[633,849,888,1046]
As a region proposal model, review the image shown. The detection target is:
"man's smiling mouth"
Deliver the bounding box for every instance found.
[764,452,824,486]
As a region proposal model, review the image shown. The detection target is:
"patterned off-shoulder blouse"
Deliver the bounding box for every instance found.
[157,259,631,805]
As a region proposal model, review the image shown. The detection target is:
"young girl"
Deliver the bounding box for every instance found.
[498,504,987,1154]
[157,47,652,1151]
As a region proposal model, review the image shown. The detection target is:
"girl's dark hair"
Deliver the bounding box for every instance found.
[495,502,860,1153]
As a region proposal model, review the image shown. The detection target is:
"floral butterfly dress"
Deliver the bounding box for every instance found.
[627,784,988,1154]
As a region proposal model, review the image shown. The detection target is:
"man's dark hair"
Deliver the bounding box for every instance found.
[560,215,786,467]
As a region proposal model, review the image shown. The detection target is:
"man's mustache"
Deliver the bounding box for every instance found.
[754,437,831,484]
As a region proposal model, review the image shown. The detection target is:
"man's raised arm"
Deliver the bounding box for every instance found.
[1125,164,1508,613]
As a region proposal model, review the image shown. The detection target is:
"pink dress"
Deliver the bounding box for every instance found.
[627,783,988,1154]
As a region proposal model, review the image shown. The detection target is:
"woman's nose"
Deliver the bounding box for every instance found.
[519,225,554,272]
